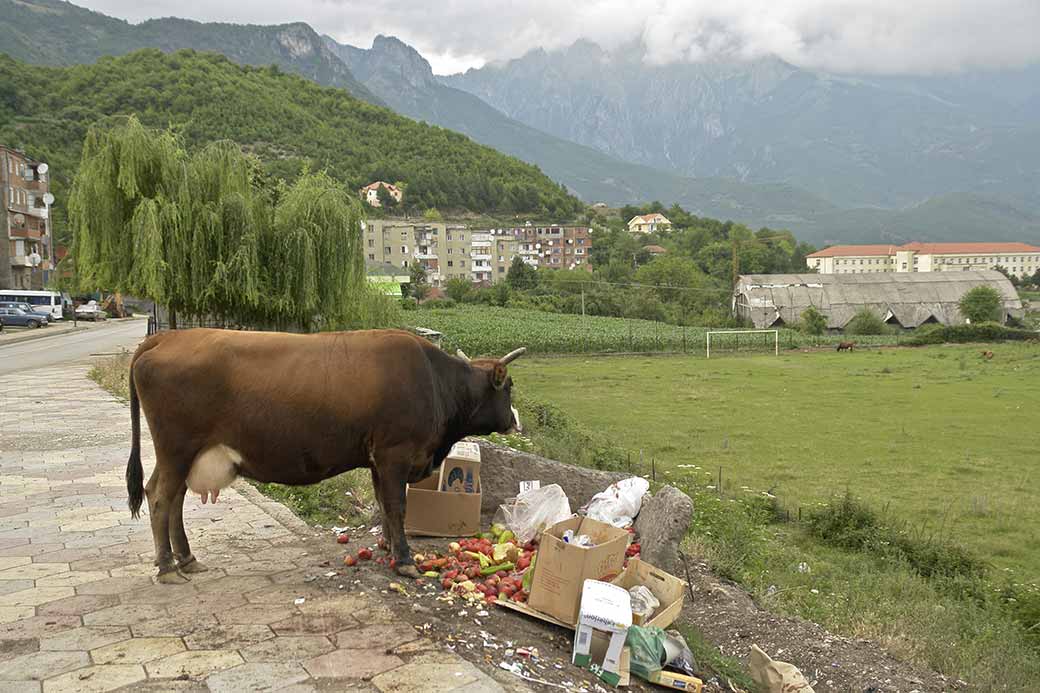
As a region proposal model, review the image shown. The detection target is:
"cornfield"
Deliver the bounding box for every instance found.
[411,306,903,356]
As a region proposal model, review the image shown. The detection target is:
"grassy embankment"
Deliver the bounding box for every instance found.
[507,343,1040,689]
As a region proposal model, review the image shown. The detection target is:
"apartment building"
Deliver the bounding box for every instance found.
[807,242,1040,278]
[491,225,592,275]
[1,146,54,290]
[363,220,593,286]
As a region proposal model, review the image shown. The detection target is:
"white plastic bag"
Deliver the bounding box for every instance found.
[493,483,572,544]
[584,477,650,527]
[629,585,660,620]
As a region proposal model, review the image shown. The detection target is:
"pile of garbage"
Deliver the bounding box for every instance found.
[331,459,813,692]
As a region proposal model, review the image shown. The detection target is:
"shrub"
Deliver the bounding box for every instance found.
[905,322,1038,346]
[800,306,827,335]
[845,308,886,335]
[959,285,1002,323]
[422,298,456,310]
[444,278,472,303]
[808,493,986,580]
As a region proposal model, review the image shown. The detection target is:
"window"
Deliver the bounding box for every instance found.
[401,246,408,254]
[577,239,585,245]
[447,261,454,267]
[446,232,452,241]
[384,247,392,254]
[367,239,374,247]
[460,260,466,268]
[576,248,584,255]
[447,248,453,255]
[498,266,505,273]
[368,253,375,261]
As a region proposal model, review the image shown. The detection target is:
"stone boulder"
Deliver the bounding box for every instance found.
[475,440,628,514]
[634,485,694,575]
[476,440,695,576]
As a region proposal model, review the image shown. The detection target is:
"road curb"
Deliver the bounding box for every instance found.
[0,325,90,347]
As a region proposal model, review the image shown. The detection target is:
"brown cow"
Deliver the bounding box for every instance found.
[125,328,525,583]
[981,350,994,360]
[836,341,855,352]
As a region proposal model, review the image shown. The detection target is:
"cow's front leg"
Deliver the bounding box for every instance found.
[370,466,390,551]
[373,452,419,579]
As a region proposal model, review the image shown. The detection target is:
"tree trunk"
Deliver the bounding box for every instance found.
[168,307,177,330]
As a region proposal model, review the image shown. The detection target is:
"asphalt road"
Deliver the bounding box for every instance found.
[0,319,147,376]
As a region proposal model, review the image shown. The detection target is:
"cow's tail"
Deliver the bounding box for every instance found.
[126,360,145,519]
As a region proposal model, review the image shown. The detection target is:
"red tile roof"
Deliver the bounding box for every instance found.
[808,242,1040,258]
[898,242,1040,254]
[644,244,667,254]
[808,245,899,258]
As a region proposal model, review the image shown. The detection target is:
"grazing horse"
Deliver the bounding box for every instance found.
[836,341,855,352]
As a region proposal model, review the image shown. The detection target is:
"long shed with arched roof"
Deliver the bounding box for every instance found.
[733,270,1023,330]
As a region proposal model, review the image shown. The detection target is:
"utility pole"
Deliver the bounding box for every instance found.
[581,284,585,317]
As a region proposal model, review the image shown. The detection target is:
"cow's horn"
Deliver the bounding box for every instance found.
[456,349,470,362]
[499,347,527,365]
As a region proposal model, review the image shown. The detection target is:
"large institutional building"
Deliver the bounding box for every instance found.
[806,242,1040,278]
[363,220,592,286]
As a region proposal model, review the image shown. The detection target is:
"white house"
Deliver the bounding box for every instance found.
[627,213,671,234]
[360,182,403,208]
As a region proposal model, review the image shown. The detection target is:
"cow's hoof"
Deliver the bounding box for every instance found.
[156,569,190,585]
[395,563,421,579]
[178,557,208,574]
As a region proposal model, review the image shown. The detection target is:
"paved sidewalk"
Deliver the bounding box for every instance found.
[0,364,521,692]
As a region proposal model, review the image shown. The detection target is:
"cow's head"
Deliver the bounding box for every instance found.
[458,347,525,435]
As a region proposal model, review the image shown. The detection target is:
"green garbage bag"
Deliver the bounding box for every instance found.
[625,625,667,680]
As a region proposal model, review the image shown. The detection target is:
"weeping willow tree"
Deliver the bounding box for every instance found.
[69,116,390,330]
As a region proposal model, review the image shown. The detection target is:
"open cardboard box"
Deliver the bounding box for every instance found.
[405,442,482,537]
[497,555,687,687]
[527,516,630,625]
[612,558,687,629]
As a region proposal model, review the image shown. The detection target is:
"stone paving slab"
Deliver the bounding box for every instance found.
[0,364,527,692]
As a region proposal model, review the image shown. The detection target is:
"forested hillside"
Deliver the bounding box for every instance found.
[0,0,380,104]
[0,49,584,244]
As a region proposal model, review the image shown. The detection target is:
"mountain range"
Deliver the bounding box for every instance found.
[2,0,1039,245]
[445,42,1040,211]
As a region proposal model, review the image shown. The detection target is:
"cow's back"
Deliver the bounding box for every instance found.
[132,328,446,482]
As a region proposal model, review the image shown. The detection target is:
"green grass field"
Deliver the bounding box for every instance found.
[512,343,1040,578]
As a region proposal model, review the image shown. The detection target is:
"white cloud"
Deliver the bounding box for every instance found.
[78,0,1040,75]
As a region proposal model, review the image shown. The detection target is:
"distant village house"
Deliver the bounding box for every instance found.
[627,213,671,234]
[360,181,403,208]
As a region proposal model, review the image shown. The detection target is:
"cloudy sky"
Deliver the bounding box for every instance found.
[79,0,1040,75]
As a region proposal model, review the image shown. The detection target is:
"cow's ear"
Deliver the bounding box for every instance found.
[491,363,508,390]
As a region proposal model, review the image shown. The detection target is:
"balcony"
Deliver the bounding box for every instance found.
[470,252,492,261]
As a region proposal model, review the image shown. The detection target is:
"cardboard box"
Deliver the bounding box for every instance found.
[495,597,632,686]
[573,580,632,687]
[438,441,481,493]
[646,670,704,692]
[528,516,630,625]
[405,442,482,536]
[611,558,687,628]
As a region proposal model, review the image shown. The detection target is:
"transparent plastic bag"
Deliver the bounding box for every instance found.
[584,477,650,527]
[492,483,572,544]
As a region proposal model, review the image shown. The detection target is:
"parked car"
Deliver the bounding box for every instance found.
[74,301,106,321]
[0,307,46,329]
[0,301,50,325]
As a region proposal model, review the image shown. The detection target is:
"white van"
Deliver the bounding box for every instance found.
[0,290,68,320]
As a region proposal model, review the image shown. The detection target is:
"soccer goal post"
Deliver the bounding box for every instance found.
[705,329,779,358]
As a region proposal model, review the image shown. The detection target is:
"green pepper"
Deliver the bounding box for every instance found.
[479,561,514,576]
[522,554,536,591]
